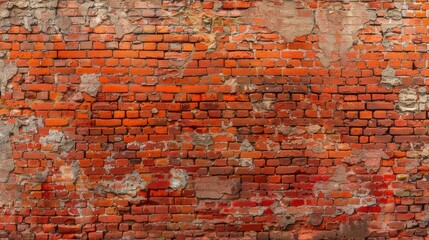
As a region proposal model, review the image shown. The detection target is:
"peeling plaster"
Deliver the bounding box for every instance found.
[242,0,314,42]
[79,74,101,97]
[316,2,376,67]
[40,129,74,152]
[0,60,18,97]
[381,67,401,87]
[169,168,188,190]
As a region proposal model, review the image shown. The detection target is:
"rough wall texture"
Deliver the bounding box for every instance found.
[0,0,428,239]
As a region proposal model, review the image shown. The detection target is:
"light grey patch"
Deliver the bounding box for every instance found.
[306,140,326,154]
[307,125,321,134]
[277,125,292,135]
[279,214,296,229]
[71,161,80,183]
[169,168,189,190]
[394,189,410,197]
[109,11,137,39]
[54,15,72,34]
[0,9,10,19]
[0,121,16,183]
[151,108,158,114]
[239,158,254,169]
[79,74,101,97]
[315,2,376,67]
[342,149,388,173]
[192,134,213,146]
[17,116,39,134]
[0,189,19,207]
[395,88,419,112]
[380,9,403,49]
[40,130,74,152]
[0,60,18,96]
[381,67,401,87]
[240,139,254,152]
[252,100,275,112]
[242,1,314,42]
[106,171,147,199]
[33,169,49,183]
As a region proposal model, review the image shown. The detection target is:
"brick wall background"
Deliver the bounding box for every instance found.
[0,0,428,239]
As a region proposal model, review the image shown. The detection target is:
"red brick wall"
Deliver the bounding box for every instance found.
[0,0,428,239]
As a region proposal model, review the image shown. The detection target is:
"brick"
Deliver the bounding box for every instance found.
[58,51,86,58]
[45,118,69,126]
[366,102,394,110]
[103,85,128,93]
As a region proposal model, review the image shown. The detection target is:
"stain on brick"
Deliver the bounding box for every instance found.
[194,177,241,199]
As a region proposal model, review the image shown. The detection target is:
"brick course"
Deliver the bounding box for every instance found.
[0,0,428,239]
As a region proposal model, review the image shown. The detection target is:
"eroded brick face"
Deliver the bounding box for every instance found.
[0,0,428,239]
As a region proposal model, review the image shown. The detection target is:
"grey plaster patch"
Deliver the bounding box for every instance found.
[33,169,49,183]
[0,60,18,96]
[380,9,403,49]
[169,168,188,190]
[79,74,101,97]
[316,2,376,67]
[79,0,137,39]
[342,149,389,173]
[9,0,60,32]
[307,125,321,134]
[252,100,275,112]
[279,214,296,229]
[54,15,72,34]
[109,11,138,39]
[395,88,426,112]
[106,171,148,199]
[238,158,255,170]
[240,139,254,152]
[0,121,16,183]
[242,0,314,42]
[40,130,74,152]
[381,67,401,87]
[192,134,214,146]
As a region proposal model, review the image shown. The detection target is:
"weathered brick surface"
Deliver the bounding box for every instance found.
[0,0,428,239]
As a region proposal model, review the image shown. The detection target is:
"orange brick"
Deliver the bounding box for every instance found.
[103,85,128,93]
[58,51,86,58]
[45,118,69,126]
